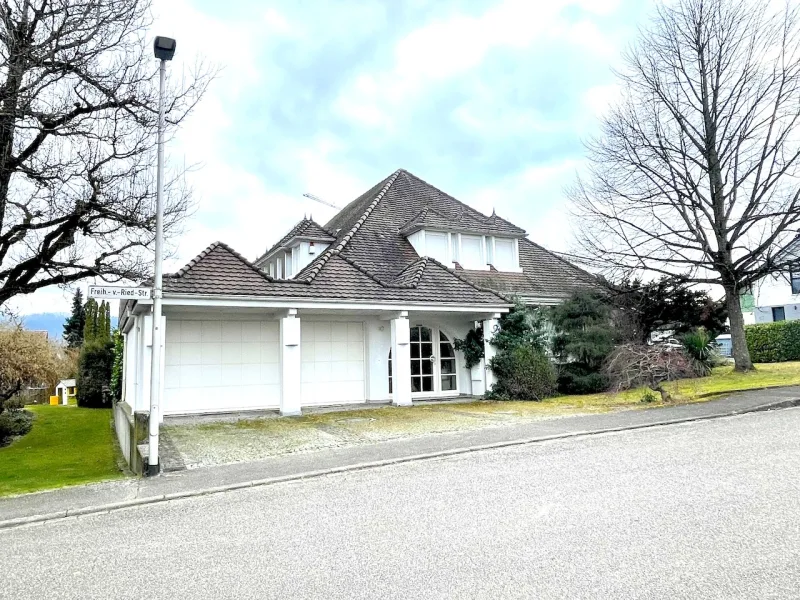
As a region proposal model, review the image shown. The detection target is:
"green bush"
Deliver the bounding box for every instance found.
[557,363,609,394]
[489,345,557,401]
[640,388,658,403]
[680,327,719,376]
[454,325,484,369]
[77,342,114,408]
[746,320,800,362]
[110,330,124,401]
[0,409,33,446]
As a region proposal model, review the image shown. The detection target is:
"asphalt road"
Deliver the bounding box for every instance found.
[3,409,800,600]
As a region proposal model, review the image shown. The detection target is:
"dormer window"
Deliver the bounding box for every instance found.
[494,238,516,271]
[460,235,483,268]
[425,231,449,264]
[405,229,521,272]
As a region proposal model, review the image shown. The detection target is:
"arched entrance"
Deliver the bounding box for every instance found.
[388,325,459,396]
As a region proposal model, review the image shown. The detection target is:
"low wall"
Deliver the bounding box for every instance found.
[113,401,148,475]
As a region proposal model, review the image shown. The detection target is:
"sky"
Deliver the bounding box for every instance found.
[10,0,653,316]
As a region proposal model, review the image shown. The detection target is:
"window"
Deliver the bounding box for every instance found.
[494,238,516,270]
[460,235,483,268]
[284,250,293,278]
[269,263,275,277]
[792,269,800,295]
[772,306,786,322]
[451,234,460,262]
[426,231,449,263]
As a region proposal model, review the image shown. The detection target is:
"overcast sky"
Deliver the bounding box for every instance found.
[10,0,653,316]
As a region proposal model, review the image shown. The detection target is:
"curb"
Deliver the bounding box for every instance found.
[2,397,798,531]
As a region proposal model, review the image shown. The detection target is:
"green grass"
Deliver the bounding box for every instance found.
[0,405,125,497]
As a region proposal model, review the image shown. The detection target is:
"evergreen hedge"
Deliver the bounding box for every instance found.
[76,342,114,407]
[745,320,800,363]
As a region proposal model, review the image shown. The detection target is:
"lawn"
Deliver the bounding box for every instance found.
[0,405,125,497]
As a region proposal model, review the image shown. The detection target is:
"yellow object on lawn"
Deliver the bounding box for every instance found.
[49,395,59,405]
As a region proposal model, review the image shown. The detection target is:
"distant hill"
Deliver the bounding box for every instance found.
[18,313,118,342]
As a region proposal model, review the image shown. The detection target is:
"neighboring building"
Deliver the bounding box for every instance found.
[117,169,592,420]
[54,379,77,405]
[750,238,800,323]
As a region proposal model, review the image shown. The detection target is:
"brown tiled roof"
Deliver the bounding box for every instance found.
[254,218,335,266]
[163,168,590,306]
[163,241,508,305]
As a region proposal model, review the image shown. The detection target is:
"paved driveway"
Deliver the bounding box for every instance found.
[3,407,799,599]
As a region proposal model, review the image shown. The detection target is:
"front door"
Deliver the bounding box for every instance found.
[409,325,458,395]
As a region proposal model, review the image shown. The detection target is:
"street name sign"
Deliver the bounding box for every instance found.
[88,285,151,300]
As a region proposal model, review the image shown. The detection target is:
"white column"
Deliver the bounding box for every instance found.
[280,309,302,416]
[158,315,167,423]
[390,313,412,407]
[482,317,500,392]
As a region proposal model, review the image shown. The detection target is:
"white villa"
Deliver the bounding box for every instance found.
[117,169,591,423]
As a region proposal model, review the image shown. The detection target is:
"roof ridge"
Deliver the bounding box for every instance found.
[172,241,222,277]
[216,242,279,283]
[407,256,429,288]
[336,254,405,288]
[425,257,512,303]
[300,169,403,283]
[171,241,281,284]
[254,217,336,266]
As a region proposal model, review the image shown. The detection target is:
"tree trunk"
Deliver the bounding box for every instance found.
[724,286,754,372]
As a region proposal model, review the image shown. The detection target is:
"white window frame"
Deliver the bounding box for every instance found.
[490,236,522,272]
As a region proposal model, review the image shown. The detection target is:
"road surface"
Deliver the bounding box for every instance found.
[3,408,799,599]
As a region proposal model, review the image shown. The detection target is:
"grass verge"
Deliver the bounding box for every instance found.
[0,405,124,497]
[167,362,800,446]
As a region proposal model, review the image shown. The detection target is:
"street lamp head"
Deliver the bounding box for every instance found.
[153,36,176,61]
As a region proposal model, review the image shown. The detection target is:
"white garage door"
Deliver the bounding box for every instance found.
[163,319,280,415]
[301,321,365,406]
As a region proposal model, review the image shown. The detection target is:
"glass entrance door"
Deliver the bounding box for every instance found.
[406,326,458,395]
[410,326,435,393]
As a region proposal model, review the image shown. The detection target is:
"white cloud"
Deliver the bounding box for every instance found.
[333,0,624,129]
[466,159,583,252]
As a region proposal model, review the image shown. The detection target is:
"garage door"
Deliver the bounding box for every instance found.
[163,319,280,415]
[301,321,365,406]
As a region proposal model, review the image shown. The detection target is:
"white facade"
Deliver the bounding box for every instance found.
[261,240,331,280]
[751,271,800,323]
[120,300,504,419]
[406,229,522,272]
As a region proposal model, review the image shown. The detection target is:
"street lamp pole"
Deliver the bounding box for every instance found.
[148,36,177,477]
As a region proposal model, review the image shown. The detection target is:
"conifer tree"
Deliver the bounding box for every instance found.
[83,299,98,345]
[62,290,86,348]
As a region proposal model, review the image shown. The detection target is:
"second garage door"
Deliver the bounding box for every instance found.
[301,321,365,406]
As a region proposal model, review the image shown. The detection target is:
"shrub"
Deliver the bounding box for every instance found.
[746,320,800,363]
[0,409,33,446]
[556,363,609,394]
[640,388,658,403]
[680,327,720,376]
[454,325,484,370]
[550,291,617,394]
[604,343,695,401]
[77,342,114,408]
[489,345,557,400]
[110,330,124,400]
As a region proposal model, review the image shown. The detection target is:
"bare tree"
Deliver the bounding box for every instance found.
[570,0,800,371]
[0,0,212,307]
